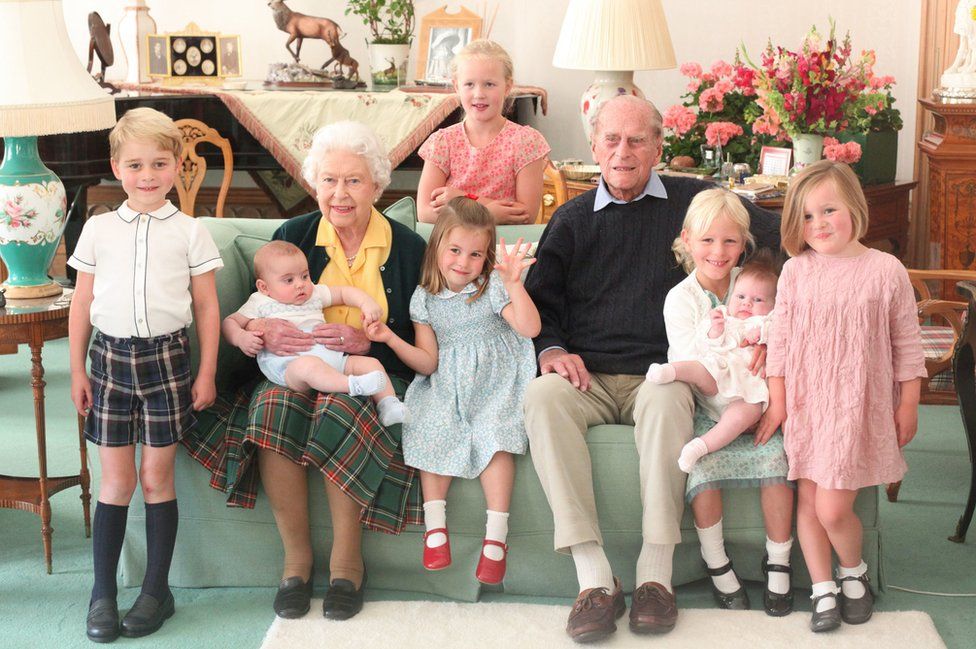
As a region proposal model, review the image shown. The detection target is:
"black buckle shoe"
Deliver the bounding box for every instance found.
[809,593,841,632]
[120,592,175,638]
[839,573,874,624]
[274,575,313,618]
[86,597,120,643]
[704,560,749,610]
[323,571,367,621]
[761,553,794,617]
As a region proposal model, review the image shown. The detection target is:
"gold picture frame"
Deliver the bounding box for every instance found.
[146,22,240,86]
[415,5,482,84]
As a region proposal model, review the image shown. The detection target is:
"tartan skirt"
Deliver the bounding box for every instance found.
[182,376,422,534]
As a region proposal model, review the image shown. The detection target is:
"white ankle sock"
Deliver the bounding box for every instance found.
[483,510,509,560]
[765,536,793,595]
[646,363,676,384]
[837,560,868,598]
[696,520,739,594]
[678,438,709,473]
[636,542,674,593]
[348,370,386,396]
[811,580,840,612]
[376,396,407,426]
[570,541,614,592]
[423,500,447,548]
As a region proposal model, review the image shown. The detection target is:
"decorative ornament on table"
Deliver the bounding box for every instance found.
[86,12,115,93]
[345,0,415,91]
[937,0,976,99]
[118,0,156,84]
[266,0,363,89]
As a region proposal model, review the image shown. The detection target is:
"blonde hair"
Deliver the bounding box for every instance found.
[672,188,755,273]
[780,160,868,257]
[450,39,514,84]
[253,240,305,282]
[109,107,182,161]
[420,197,496,303]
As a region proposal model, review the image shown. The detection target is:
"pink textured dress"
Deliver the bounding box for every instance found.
[418,120,550,201]
[765,249,927,490]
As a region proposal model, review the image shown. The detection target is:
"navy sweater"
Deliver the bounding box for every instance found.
[525,176,780,375]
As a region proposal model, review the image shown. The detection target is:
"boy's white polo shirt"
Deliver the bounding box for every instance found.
[68,200,224,338]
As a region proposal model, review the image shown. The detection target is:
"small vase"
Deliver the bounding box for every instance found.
[791,133,824,171]
[369,43,410,91]
[118,0,157,84]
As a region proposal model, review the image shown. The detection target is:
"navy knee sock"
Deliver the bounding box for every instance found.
[141,499,179,601]
[91,502,129,603]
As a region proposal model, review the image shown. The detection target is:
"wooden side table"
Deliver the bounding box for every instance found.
[0,288,92,573]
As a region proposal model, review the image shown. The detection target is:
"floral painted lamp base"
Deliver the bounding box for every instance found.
[578,70,643,140]
[0,137,68,299]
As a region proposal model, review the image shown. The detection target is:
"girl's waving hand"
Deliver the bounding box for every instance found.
[494,237,536,286]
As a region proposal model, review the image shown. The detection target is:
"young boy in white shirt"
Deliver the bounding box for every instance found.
[68,107,223,643]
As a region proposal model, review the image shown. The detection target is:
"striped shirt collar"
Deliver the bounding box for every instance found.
[116,200,180,223]
[593,170,668,212]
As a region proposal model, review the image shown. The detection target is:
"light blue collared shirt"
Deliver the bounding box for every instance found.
[592,170,668,212]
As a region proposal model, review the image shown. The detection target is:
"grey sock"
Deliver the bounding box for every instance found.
[348,371,387,397]
[377,396,407,426]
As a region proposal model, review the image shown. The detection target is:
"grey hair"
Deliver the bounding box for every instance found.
[300,121,392,200]
[589,95,664,143]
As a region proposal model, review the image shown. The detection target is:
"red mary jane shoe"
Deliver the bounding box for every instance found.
[423,528,451,570]
[476,539,508,585]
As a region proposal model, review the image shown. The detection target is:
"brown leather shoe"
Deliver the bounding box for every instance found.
[566,577,626,643]
[629,581,678,634]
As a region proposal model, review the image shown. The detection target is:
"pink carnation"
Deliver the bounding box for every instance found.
[680,62,703,78]
[699,87,726,112]
[705,121,744,147]
[662,105,698,136]
[823,140,862,164]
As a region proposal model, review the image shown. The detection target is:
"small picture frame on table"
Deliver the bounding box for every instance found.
[758,146,793,176]
[146,23,239,86]
[147,34,169,77]
[217,35,242,77]
[416,6,482,84]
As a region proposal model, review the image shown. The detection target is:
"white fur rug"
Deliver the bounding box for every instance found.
[260,599,945,649]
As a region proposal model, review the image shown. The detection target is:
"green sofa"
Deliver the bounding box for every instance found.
[120,198,882,600]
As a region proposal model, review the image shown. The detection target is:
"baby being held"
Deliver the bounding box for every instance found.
[222,240,407,425]
[648,253,779,472]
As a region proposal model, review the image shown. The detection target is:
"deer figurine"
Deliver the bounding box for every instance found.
[322,41,359,82]
[267,0,342,63]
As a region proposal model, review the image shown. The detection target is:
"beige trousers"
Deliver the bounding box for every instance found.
[523,372,694,552]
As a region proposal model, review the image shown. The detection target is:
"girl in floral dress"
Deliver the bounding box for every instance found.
[761,160,926,632]
[365,197,539,584]
[416,39,550,225]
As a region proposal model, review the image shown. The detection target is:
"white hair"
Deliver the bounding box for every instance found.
[589,95,664,142]
[300,121,392,200]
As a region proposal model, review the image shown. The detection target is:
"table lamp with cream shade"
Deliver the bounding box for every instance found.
[552,0,676,139]
[0,0,116,299]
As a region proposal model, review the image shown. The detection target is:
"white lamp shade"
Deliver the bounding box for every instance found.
[553,0,676,71]
[0,0,116,136]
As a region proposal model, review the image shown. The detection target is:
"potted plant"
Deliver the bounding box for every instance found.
[345,0,415,90]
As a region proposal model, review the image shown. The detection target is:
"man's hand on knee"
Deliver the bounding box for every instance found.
[539,349,591,392]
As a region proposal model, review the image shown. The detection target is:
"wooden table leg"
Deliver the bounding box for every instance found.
[29,338,53,573]
[78,414,91,537]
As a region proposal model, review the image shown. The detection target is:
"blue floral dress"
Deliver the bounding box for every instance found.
[402,272,535,479]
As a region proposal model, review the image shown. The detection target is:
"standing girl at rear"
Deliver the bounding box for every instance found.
[416,39,550,225]
[760,160,926,633]
[365,196,539,585]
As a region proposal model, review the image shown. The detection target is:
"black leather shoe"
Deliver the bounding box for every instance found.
[809,594,841,632]
[839,573,874,624]
[273,575,313,618]
[704,560,749,610]
[761,553,794,617]
[86,598,120,643]
[323,572,366,621]
[120,592,175,638]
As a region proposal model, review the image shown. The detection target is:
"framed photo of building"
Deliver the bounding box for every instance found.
[416,6,481,84]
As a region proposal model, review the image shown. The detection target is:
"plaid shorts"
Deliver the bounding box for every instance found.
[85,329,194,447]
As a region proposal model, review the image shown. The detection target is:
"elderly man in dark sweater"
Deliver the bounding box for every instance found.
[524,95,779,642]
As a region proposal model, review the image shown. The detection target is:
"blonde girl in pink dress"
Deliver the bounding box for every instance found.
[416,40,550,225]
[760,161,926,633]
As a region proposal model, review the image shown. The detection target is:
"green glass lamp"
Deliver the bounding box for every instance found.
[0,0,116,299]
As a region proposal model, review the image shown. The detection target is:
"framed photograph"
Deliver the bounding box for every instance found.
[217,35,242,78]
[758,146,793,176]
[416,6,482,84]
[147,34,170,77]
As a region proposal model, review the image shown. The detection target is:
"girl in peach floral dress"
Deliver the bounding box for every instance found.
[761,161,926,633]
[416,39,550,225]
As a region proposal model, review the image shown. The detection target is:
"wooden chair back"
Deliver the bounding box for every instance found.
[537,161,568,224]
[174,119,233,217]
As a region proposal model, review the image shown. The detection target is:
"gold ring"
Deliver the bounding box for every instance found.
[339,336,345,344]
